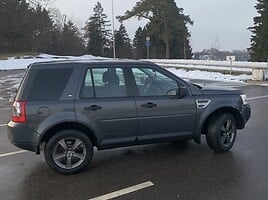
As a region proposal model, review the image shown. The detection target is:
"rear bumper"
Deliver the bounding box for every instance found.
[7,121,40,153]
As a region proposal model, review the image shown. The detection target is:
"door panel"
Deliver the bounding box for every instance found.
[75,67,137,147]
[136,96,196,141]
[75,98,137,146]
[131,67,197,141]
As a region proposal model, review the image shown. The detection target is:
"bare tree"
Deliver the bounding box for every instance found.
[27,0,54,9]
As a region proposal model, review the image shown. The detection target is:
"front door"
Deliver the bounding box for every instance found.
[75,66,137,147]
[130,67,197,142]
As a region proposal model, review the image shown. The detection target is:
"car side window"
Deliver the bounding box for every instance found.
[131,67,179,96]
[27,68,73,101]
[81,68,127,98]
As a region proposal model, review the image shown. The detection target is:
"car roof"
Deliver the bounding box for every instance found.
[29,59,155,69]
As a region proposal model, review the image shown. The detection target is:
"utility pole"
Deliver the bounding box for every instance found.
[112,0,116,59]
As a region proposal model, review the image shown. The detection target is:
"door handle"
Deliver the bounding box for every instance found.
[84,105,102,111]
[141,102,157,108]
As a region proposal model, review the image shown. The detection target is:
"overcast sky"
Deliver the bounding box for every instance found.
[54,0,257,52]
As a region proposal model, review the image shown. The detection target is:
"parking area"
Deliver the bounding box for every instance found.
[0,70,268,200]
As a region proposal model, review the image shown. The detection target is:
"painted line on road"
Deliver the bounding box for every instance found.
[0,108,10,112]
[248,95,268,101]
[0,124,7,127]
[89,181,154,200]
[0,150,27,158]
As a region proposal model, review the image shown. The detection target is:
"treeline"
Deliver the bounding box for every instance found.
[0,0,85,55]
[0,0,193,59]
[249,0,268,62]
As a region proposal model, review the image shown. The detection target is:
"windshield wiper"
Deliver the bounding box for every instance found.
[191,83,202,89]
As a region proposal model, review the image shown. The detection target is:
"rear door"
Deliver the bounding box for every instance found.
[75,66,138,148]
[130,66,197,142]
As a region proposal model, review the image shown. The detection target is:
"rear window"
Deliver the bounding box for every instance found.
[27,68,73,101]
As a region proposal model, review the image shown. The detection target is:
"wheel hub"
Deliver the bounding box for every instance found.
[66,150,74,158]
[52,137,87,170]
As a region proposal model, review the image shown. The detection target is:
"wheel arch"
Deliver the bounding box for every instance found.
[201,107,244,135]
[37,122,98,153]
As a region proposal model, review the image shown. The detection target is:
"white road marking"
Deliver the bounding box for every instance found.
[248,95,268,101]
[0,124,7,127]
[89,181,154,200]
[0,108,10,112]
[0,150,27,158]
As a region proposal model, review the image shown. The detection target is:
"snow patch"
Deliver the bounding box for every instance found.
[0,54,105,70]
[167,68,251,82]
[0,54,252,82]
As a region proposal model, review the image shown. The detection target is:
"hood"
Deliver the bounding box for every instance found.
[201,86,241,95]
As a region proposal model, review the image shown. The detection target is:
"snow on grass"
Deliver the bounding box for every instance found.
[0,73,24,90]
[160,63,251,73]
[147,59,267,69]
[0,54,104,70]
[167,68,251,82]
[0,54,251,82]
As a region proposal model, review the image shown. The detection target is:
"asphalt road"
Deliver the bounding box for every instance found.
[0,73,268,200]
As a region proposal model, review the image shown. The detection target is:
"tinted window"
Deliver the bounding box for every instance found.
[27,68,73,101]
[132,68,178,96]
[81,67,127,98]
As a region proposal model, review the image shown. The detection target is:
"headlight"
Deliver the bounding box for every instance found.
[240,94,248,105]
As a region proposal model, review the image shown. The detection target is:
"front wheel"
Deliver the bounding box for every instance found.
[206,113,237,153]
[45,130,93,175]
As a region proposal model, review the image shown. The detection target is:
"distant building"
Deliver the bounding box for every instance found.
[193,49,250,61]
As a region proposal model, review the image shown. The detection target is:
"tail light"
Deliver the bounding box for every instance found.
[12,100,27,123]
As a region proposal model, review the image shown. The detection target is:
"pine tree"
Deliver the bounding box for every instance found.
[45,27,62,55]
[84,2,111,57]
[133,27,146,59]
[32,5,55,52]
[0,0,34,52]
[169,29,192,59]
[61,21,85,56]
[118,0,193,59]
[0,0,63,54]
[114,23,133,58]
[249,0,268,62]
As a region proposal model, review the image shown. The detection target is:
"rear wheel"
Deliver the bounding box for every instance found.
[45,130,93,175]
[206,113,237,153]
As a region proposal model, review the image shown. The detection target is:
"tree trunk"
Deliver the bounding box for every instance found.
[163,21,171,59]
[165,41,170,59]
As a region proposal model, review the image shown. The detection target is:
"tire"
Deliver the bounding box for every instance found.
[206,113,237,153]
[44,130,93,175]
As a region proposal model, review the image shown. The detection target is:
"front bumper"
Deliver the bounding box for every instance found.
[7,121,40,153]
[239,104,251,129]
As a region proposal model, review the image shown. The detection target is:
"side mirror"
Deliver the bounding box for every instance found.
[178,86,187,98]
[140,77,146,84]
[167,89,178,96]
[167,87,188,98]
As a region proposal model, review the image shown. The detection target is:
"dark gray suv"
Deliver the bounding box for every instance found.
[7,60,251,174]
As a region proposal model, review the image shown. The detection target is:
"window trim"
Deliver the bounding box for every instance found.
[79,68,94,99]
